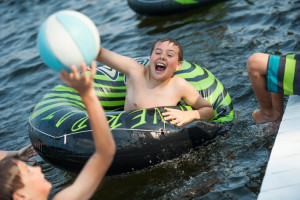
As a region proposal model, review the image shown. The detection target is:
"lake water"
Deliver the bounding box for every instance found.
[0,0,299,199]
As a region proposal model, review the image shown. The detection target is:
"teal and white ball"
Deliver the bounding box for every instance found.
[37,10,100,72]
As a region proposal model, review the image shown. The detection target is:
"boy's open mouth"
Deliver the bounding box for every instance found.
[155,63,166,72]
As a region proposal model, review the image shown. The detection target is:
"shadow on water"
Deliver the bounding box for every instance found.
[1,0,299,199]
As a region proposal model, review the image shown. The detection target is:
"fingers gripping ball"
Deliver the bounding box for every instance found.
[37,10,100,72]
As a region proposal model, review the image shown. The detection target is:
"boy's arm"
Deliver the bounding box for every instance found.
[0,144,37,162]
[0,151,10,160]
[162,80,214,127]
[96,47,142,76]
[53,62,116,200]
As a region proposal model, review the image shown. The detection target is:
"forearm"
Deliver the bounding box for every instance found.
[195,106,214,120]
[96,47,124,72]
[0,151,17,160]
[81,90,116,158]
[61,63,115,158]
[96,47,139,75]
[56,63,116,200]
[96,47,117,65]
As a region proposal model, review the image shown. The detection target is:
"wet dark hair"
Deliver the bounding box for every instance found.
[150,38,183,62]
[0,157,24,200]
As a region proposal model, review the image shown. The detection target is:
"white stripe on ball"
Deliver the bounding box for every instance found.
[46,13,85,68]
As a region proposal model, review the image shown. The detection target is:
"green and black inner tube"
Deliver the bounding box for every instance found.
[28,57,234,175]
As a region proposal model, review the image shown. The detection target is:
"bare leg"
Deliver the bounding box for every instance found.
[247,53,282,124]
[271,92,284,120]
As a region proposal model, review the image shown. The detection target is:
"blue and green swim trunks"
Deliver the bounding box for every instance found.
[267,54,300,95]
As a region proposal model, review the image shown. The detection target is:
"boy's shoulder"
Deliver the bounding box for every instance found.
[172,75,188,84]
[169,75,189,88]
[172,75,196,93]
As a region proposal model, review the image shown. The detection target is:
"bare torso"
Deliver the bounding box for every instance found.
[124,66,182,110]
[96,47,214,123]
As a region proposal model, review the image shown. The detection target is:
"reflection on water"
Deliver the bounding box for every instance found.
[0,0,299,199]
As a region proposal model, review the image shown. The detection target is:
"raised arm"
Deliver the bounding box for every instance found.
[54,62,116,200]
[96,47,142,76]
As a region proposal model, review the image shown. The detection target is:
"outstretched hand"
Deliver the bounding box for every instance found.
[162,108,197,127]
[17,144,38,162]
[60,62,97,96]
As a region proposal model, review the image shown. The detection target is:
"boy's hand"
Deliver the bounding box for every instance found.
[60,62,97,96]
[162,108,197,127]
[17,144,37,162]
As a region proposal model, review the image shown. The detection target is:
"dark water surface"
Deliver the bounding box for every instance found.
[1,0,300,199]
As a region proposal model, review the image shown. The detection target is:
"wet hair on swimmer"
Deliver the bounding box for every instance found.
[150,38,183,62]
[0,157,24,200]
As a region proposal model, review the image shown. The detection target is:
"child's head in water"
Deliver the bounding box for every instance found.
[0,158,52,200]
[149,38,184,81]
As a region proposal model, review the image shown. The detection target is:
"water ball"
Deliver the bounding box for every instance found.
[37,10,100,72]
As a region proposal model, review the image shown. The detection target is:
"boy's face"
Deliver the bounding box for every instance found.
[13,160,52,199]
[149,41,182,81]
